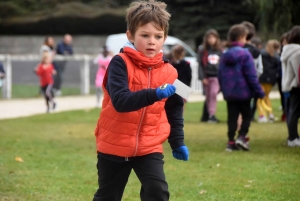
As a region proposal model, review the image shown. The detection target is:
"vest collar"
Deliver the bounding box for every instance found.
[122,46,165,69]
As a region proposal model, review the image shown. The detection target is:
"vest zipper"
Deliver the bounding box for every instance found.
[133,67,152,156]
[125,157,129,161]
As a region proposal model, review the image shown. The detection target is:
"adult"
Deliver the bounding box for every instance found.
[40,36,55,56]
[54,34,74,95]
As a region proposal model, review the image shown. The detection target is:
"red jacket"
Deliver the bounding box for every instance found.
[94,47,178,157]
[35,63,54,87]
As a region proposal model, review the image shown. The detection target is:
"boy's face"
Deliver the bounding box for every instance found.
[126,22,166,58]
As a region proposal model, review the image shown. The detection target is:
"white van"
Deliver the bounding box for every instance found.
[105,33,202,93]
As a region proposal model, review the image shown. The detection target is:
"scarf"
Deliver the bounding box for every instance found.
[122,42,164,69]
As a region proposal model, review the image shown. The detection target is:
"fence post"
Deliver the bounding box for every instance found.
[2,54,12,99]
[80,55,90,95]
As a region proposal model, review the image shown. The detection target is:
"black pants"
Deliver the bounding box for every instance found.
[287,88,300,140]
[200,101,209,121]
[93,153,169,201]
[53,61,66,90]
[226,100,252,141]
[277,76,285,112]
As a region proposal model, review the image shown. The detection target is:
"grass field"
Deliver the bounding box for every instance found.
[0,85,96,99]
[0,99,299,201]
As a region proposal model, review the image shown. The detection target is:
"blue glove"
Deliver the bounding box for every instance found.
[156,84,176,100]
[172,146,189,161]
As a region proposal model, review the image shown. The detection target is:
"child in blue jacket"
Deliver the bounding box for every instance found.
[218,24,265,152]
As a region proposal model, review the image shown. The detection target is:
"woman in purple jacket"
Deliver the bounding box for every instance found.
[218,24,265,152]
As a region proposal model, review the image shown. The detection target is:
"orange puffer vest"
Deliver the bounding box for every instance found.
[94,48,177,157]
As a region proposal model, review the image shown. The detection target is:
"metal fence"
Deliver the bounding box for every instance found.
[0,54,202,99]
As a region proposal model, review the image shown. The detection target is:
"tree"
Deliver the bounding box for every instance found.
[253,0,299,38]
[164,0,256,44]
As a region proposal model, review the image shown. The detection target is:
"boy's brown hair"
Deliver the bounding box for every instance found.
[287,25,300,45]
[202,29,222,51]
[265,39,280,57]
[126,0,171,37]
[227,24,248,46]
[280,32,289,45]
[241,21,256,41]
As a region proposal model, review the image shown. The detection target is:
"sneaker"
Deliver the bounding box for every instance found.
[258,116,267,123]
[268,114,277,122]
[226,142,240,152]
[287,138,300,147]
[235,136,249,151]
[207,115,220,123]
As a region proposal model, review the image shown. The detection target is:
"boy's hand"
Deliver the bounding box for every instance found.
[156,84,176,100]
[172,146,189,161]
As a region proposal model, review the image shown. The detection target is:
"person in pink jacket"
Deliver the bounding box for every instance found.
[93,45,113,107]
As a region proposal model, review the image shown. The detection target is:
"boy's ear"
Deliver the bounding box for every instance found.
[126,30,134,43]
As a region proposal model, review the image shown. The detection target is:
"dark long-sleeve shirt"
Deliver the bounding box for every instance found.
[56,42,73,55]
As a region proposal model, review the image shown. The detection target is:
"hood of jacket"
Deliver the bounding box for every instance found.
[281,44,300,62]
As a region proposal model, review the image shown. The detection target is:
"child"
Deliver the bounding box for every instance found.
[170,44,192,108]
[279,32,289,122]
[198,29,222,123]
[34,52,56,113]
[257,39,281,123]
[93,45,112,107]
[93,1,189,200]
[241,21,263,120]
[281,25,300,147]
[218,24,265,152]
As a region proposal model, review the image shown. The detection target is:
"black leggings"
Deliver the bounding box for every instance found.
[41,84,54,107]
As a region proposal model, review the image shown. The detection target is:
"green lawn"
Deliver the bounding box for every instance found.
[0,85,96,99]
[0,99,299,201]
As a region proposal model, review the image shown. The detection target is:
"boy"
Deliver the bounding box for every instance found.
[241,21,264,121]
[218,24,265,152]
[93,1,189,200]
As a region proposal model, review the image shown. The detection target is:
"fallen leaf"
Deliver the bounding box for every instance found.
[198,182,203,186]
[216,163,220,167]
[15,157,24,162]
[199,190,207,194]
[244,185,251,188]
[248,180,253,183]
